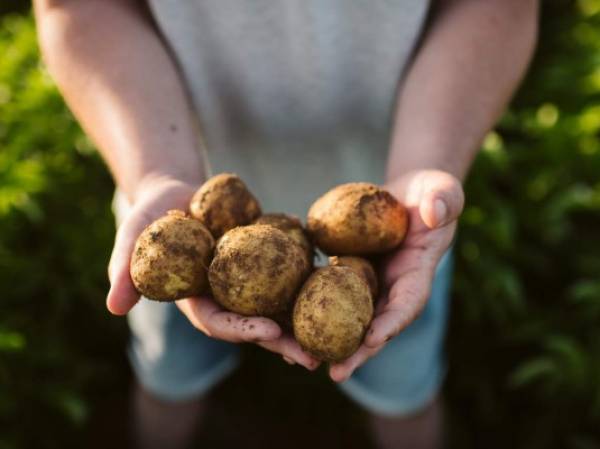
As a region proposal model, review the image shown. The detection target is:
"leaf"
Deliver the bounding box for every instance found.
[509,357,557,388]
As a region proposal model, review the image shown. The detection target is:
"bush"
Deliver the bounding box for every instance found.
[448,1,600,447]
[1,2,599,448]
[0,15,127,449]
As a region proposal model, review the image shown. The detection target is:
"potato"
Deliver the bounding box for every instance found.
[253,213,313,268]
[307,183,407,255]
[293,266,373,362]
[209,224,309,316]
[329,256,378,299]
[130,210,214,301]
[190,173,261,238]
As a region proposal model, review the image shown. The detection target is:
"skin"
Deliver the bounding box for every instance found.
[33,0,538,448]
[132,384,205,449]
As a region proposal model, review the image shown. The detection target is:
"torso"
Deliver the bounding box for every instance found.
[148,0,430,217]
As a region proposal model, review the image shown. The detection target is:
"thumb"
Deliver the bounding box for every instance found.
[106,209,151,315]
[415,171,464,229]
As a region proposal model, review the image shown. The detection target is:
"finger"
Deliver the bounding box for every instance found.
[365,266,434,348]
[383,244,434,288]
[329,343,383,383]
[106,266,140,315]
[106,209,153,315]
[177,296,282,343]
[417,172,464,229]
[258,334,321,371]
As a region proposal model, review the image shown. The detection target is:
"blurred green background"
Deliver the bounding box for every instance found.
[2,1,600,448]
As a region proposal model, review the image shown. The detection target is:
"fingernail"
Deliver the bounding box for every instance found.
[283,356,295,365]
[434,199,448,226]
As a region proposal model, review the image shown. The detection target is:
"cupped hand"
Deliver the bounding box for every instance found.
[329,170,464,382]
[106,177,319,370]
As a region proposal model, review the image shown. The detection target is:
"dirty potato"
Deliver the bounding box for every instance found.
[254,213,313,268]
[293,266,373,362]
[329,256,378,299]
[307,183,407,255]
[209,224,308,316]
[190,173,261,238]
[130,210,214,301]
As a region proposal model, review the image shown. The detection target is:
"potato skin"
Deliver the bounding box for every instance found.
[130,210,214,301]
[293,266,373,362]
[209,224,309,316]
[307,183,407,255]
[329,256,378,299]
[253,213,314,268]
[190,173,261,238]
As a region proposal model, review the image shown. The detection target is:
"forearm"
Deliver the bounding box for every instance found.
[34,0,204,202]
[387,0,538,182]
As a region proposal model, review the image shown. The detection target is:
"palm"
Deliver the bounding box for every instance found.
[376,206,456,334]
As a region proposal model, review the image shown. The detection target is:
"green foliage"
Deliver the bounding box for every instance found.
[1,2,600,448]
[447,0,600,447]
[0,15,127,449]
[0,1,28,17]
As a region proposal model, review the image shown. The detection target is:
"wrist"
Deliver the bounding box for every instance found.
[385,155,470,185]
[386,136,477,183]
[131,171,203,204]
[385,168,464,193]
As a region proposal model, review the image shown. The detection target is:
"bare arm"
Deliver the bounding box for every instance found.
[34,0,318,369]
[34,0,203,202]
[331,0,538,381]
[388,0,538,182]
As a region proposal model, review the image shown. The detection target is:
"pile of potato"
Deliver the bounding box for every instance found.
[130,173,408,363]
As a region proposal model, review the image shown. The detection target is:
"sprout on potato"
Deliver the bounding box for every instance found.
[329,256,378,299]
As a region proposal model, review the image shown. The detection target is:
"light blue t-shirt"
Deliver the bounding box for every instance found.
[148,1,431,217]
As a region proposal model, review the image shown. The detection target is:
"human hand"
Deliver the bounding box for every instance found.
[329,170,464,382]
[106,177,319,370]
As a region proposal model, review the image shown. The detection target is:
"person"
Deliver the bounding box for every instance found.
[33,0,538,447]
